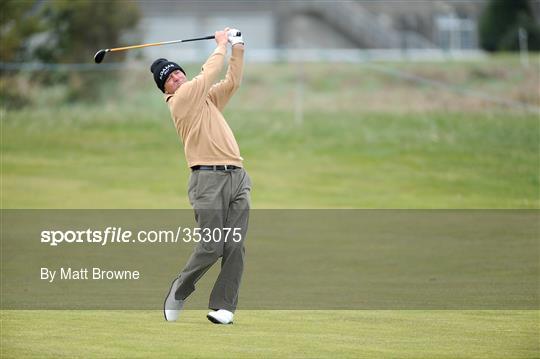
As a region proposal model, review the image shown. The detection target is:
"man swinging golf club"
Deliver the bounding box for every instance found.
[152,28,250,325]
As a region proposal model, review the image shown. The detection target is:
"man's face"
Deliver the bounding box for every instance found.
[164,69,187,94]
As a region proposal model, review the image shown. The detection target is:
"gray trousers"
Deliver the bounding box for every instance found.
[174,168,251,312]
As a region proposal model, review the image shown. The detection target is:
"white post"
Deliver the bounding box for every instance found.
[294,27,305,126]
[450,14,458,51]
[294,58,304,126]
[518,27,529,68]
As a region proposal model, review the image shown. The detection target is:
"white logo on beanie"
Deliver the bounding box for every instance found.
[159,64,176,81]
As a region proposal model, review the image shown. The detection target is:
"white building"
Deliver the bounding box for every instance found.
[134,0,491,62]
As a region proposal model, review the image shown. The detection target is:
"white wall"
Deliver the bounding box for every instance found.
[137,13,274,62]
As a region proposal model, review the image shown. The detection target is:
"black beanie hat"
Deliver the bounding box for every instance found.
[150,58,186,93]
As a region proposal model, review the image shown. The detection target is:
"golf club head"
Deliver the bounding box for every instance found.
[94,49,107,64]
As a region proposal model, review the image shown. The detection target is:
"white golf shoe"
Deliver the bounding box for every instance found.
[164,278,184,322]
[206,309,234,324]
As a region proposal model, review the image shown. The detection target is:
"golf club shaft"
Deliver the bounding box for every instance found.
[108,35,215,53]
[95,32,240,63]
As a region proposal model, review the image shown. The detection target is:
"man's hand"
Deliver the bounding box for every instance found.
[227,28,244,46]
[214,28,228,46]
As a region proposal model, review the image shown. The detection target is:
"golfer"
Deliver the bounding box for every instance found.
[151,28,250,325]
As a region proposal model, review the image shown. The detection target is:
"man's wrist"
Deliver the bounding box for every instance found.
[216,43,228,53]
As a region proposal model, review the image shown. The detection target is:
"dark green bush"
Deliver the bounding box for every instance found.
[479,0,540,52]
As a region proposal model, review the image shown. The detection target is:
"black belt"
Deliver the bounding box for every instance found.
[191,165,241,171]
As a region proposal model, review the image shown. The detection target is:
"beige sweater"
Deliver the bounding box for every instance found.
[165,44,244,168]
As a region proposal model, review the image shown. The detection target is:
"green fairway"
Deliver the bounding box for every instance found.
[1,310,538,358]
[2,108,538,208]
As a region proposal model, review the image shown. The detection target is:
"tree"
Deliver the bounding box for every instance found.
[0,0,43,62]
[37,0,140,63]
[1,1,141,105]
[36,1,141,101]
[479,0,540,52]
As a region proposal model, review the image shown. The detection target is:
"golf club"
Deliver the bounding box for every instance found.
[94,32,241,63]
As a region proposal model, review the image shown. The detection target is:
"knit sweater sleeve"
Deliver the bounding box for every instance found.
[208,45,244,111]
[167,44,227,114]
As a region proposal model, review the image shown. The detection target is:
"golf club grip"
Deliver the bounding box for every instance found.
[181,32,241,43]
[181,35,216,43]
